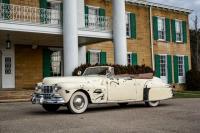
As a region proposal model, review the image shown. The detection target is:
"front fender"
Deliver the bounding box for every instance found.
[57,82,107,104]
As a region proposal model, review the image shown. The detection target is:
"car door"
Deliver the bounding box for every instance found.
[108,77,136,101]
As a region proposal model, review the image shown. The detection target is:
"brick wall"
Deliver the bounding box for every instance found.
[85,0,191,69]
[10,0,39,7]
[15,45,43,90]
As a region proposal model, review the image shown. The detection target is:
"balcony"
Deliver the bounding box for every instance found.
[0,3,112,39]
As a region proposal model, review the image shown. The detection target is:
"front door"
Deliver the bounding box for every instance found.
[43,48,63,78]
[160,55,168,84]
[2,50,15,89]
[178,56,185,83]
[108,78,136,101]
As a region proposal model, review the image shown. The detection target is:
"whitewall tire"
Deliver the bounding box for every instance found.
[67,91,88,114]
[145,101,160,107]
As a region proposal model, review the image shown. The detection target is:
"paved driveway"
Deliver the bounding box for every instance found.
[0,99,200,133]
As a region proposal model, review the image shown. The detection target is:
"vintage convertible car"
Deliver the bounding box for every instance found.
[31,66,173,114]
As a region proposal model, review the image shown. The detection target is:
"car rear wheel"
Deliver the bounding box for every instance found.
[42,104,60,112]
[118,103,128,107]
[145,101,160,107]
[67,91,88,114]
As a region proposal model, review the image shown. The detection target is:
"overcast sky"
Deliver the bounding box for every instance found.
[149,0,200,29]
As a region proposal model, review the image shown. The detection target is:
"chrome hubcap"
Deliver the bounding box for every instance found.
[73,95,85,110]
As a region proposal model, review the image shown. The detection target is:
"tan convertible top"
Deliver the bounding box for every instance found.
[115,73,153,79]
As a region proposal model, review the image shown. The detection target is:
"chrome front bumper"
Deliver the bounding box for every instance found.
[31,93,65,105]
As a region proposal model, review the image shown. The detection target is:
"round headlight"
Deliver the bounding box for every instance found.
[35,84,42,91]
[54,85,62,92]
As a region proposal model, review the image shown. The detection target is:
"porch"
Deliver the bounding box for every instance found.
[0,2,112,38]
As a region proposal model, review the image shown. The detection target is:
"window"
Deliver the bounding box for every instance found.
[126,13,131,37]
[51,51,62,76]
[127,53,132,65]
[160,55,167,77]
[5,57,12,74]
[158,17,166,40]
[90,50,100,65]
[47,2,61,24]
[87,6,99,28]
[178,56,184,77]
[0,0,3,19]
[175,20,183,42]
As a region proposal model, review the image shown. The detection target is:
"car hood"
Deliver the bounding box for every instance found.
[42,76,105,86]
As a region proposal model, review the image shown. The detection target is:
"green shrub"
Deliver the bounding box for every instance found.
[72,64,153,76]
[186,70,200,91]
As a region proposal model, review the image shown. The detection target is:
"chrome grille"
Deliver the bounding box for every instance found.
[42,86,54,94]
[42,86,54,99]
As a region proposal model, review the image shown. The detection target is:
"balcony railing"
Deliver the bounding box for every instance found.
[82,14,112,32]
[0,3,61,27]
[0,3,112,32]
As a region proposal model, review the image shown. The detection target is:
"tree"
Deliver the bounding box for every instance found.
[190,16,200,71]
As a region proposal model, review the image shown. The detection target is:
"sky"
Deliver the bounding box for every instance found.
[149,0,200,29]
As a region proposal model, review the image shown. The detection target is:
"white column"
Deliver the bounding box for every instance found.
[78,46,86,65]
[112,0,127,65]
[63,0,79,76]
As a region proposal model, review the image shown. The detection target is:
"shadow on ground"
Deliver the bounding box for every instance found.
[28,103,172,115]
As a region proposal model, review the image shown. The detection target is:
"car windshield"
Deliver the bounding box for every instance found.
[82,67,109,76]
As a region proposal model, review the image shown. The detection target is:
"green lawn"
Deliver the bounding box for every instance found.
[174,91,200,98]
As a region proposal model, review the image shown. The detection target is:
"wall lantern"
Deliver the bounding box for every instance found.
[6,34,11,49]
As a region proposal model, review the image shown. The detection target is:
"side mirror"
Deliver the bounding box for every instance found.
[77,71,82,76]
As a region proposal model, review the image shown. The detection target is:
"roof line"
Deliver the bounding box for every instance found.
[106,0,193,14]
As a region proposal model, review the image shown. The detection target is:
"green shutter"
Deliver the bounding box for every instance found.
[85,5,89,14]
[155,55,160,77]
[85,6,89,27]
[99,8,105,17]
[60,3,63,26]
[153,16,158,40]
[86,51,90,64]
[40,0,48,23]
[167,55,172,83]
[130,13,136,39]
[182,21,187,44]
[165,18,171,42]
[184,56,189,75]
[132,53,138,65]
[100,52,107,65]
[173,56,178,83]
[2,0,10,20]
[171,19,176,43]
[99,8,106,29]
[43,49,52,78]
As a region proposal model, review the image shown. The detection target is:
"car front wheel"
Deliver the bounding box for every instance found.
[42,104,60,112]
[67,91,88,114]
[145,101,160,107]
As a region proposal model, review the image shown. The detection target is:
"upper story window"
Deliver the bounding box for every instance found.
[90,50,100,65]
[47,1,62,24]
[87,6,99,28]
[88,6,99,16]
[175,20,183,42]
[47,2,61,10]
[158,17,166,41]
[126,13,131,37]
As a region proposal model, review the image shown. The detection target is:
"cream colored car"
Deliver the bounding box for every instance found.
[31,66,173,114]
